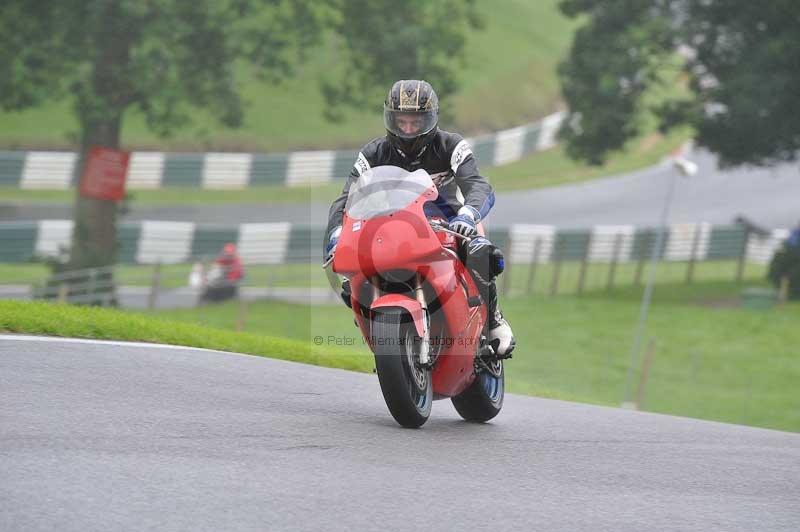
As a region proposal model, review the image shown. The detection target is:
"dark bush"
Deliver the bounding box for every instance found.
[768,241,800,300]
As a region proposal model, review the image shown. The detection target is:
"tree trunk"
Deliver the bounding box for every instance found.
[62,1,131,305]
[67,0,132,271]
[68,115,122,270]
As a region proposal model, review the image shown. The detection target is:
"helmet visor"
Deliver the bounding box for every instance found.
[384,108,438,139]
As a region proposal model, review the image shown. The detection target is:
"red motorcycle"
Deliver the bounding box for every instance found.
[326,166,505,428]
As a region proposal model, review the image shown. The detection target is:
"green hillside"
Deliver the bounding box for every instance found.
[0,1,576,152]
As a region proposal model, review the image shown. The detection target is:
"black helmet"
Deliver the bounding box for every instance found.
[384,80,439,158]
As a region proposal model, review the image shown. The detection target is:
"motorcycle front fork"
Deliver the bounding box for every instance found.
[406,273,502,373]
[414,273,431,366]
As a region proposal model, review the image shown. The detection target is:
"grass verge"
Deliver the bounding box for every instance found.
[0,299,371,373]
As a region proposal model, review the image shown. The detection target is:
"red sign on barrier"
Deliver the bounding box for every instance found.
[79,146,130,201]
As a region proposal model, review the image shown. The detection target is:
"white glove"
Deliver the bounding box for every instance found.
[450,206,480,237]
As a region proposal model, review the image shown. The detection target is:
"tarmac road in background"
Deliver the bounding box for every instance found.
[2,149,798,228]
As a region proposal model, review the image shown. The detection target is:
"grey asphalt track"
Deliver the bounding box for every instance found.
[2,148,798,228]
[2,335,798,532]
[490,148,800,229]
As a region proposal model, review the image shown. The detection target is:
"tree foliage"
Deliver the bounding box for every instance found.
[0,0,480,270]
[0,0,333,141]
[321,0,482,121]
[558,0,800,167]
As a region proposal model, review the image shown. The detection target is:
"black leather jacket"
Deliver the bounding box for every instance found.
[324,129,495,244]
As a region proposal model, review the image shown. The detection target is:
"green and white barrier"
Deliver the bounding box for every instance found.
[0,220,788,267]
[0,113,565,190]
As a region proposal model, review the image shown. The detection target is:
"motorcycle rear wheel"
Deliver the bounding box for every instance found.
[372,309,432,428]
[451,358,504,422]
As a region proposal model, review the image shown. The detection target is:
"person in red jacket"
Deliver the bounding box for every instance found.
[215,242,244,283]
[202,242,245,302]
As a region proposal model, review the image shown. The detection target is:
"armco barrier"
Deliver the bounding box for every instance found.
[0,220,788,269]
[0,113,565,190]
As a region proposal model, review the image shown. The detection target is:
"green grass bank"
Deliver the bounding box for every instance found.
[0,299,371,373]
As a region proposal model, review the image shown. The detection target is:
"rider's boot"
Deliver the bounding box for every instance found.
[481,280,515,358]
[341,279,352,308]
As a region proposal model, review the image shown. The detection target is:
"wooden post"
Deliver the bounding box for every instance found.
[735,229,749,283]
[193,262,204,308]
[778,276,790,304]
[57,283,69,304]
[577,249,589,296]
[147,262,161,310]
[635,338,657,410]
[686,224,701,284]
[526,238,541,295]
[88,268,97,304]
[549,238,563,297]
[265,263,274,297]
[236,298,248,331]
[607,233,623,292]
[634,232,651,286]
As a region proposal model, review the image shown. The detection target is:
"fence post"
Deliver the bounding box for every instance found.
[778,276,790,304]
[526,238,540,296]
[549,237,564,297]
[147,262,161,309]
[686,224,701,284]
[635,338,657,410]
[607,233,622,292]
[634,232,651,286]
[735,228,749,283]
[236,298,248,331]
[265,264,274,297]
[577,247,589,296]
[57,283,68,304]
[88,268,97,303]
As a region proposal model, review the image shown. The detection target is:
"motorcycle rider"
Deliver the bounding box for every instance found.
[323,79,515,357]
[204,242,244,302]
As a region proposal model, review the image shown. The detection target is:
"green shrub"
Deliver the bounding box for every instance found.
[768,238,800,300]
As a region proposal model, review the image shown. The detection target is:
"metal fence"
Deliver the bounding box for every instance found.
[0,113,565,189]
[32,266,117,306]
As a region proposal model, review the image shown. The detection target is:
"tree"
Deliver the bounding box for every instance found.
[0,0,333,272]
[557,0,800,167]
[0,0,480,279]
[321,0,483,122]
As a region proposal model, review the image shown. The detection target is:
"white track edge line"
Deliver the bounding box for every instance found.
[0,334,253,357]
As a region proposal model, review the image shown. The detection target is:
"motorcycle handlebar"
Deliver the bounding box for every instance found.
[429,219,473,243]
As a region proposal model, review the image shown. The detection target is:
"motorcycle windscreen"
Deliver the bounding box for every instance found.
[345,166,436,220]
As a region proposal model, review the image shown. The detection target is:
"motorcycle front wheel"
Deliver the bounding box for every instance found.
[451,358,504,422]
[372,308,432,428]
